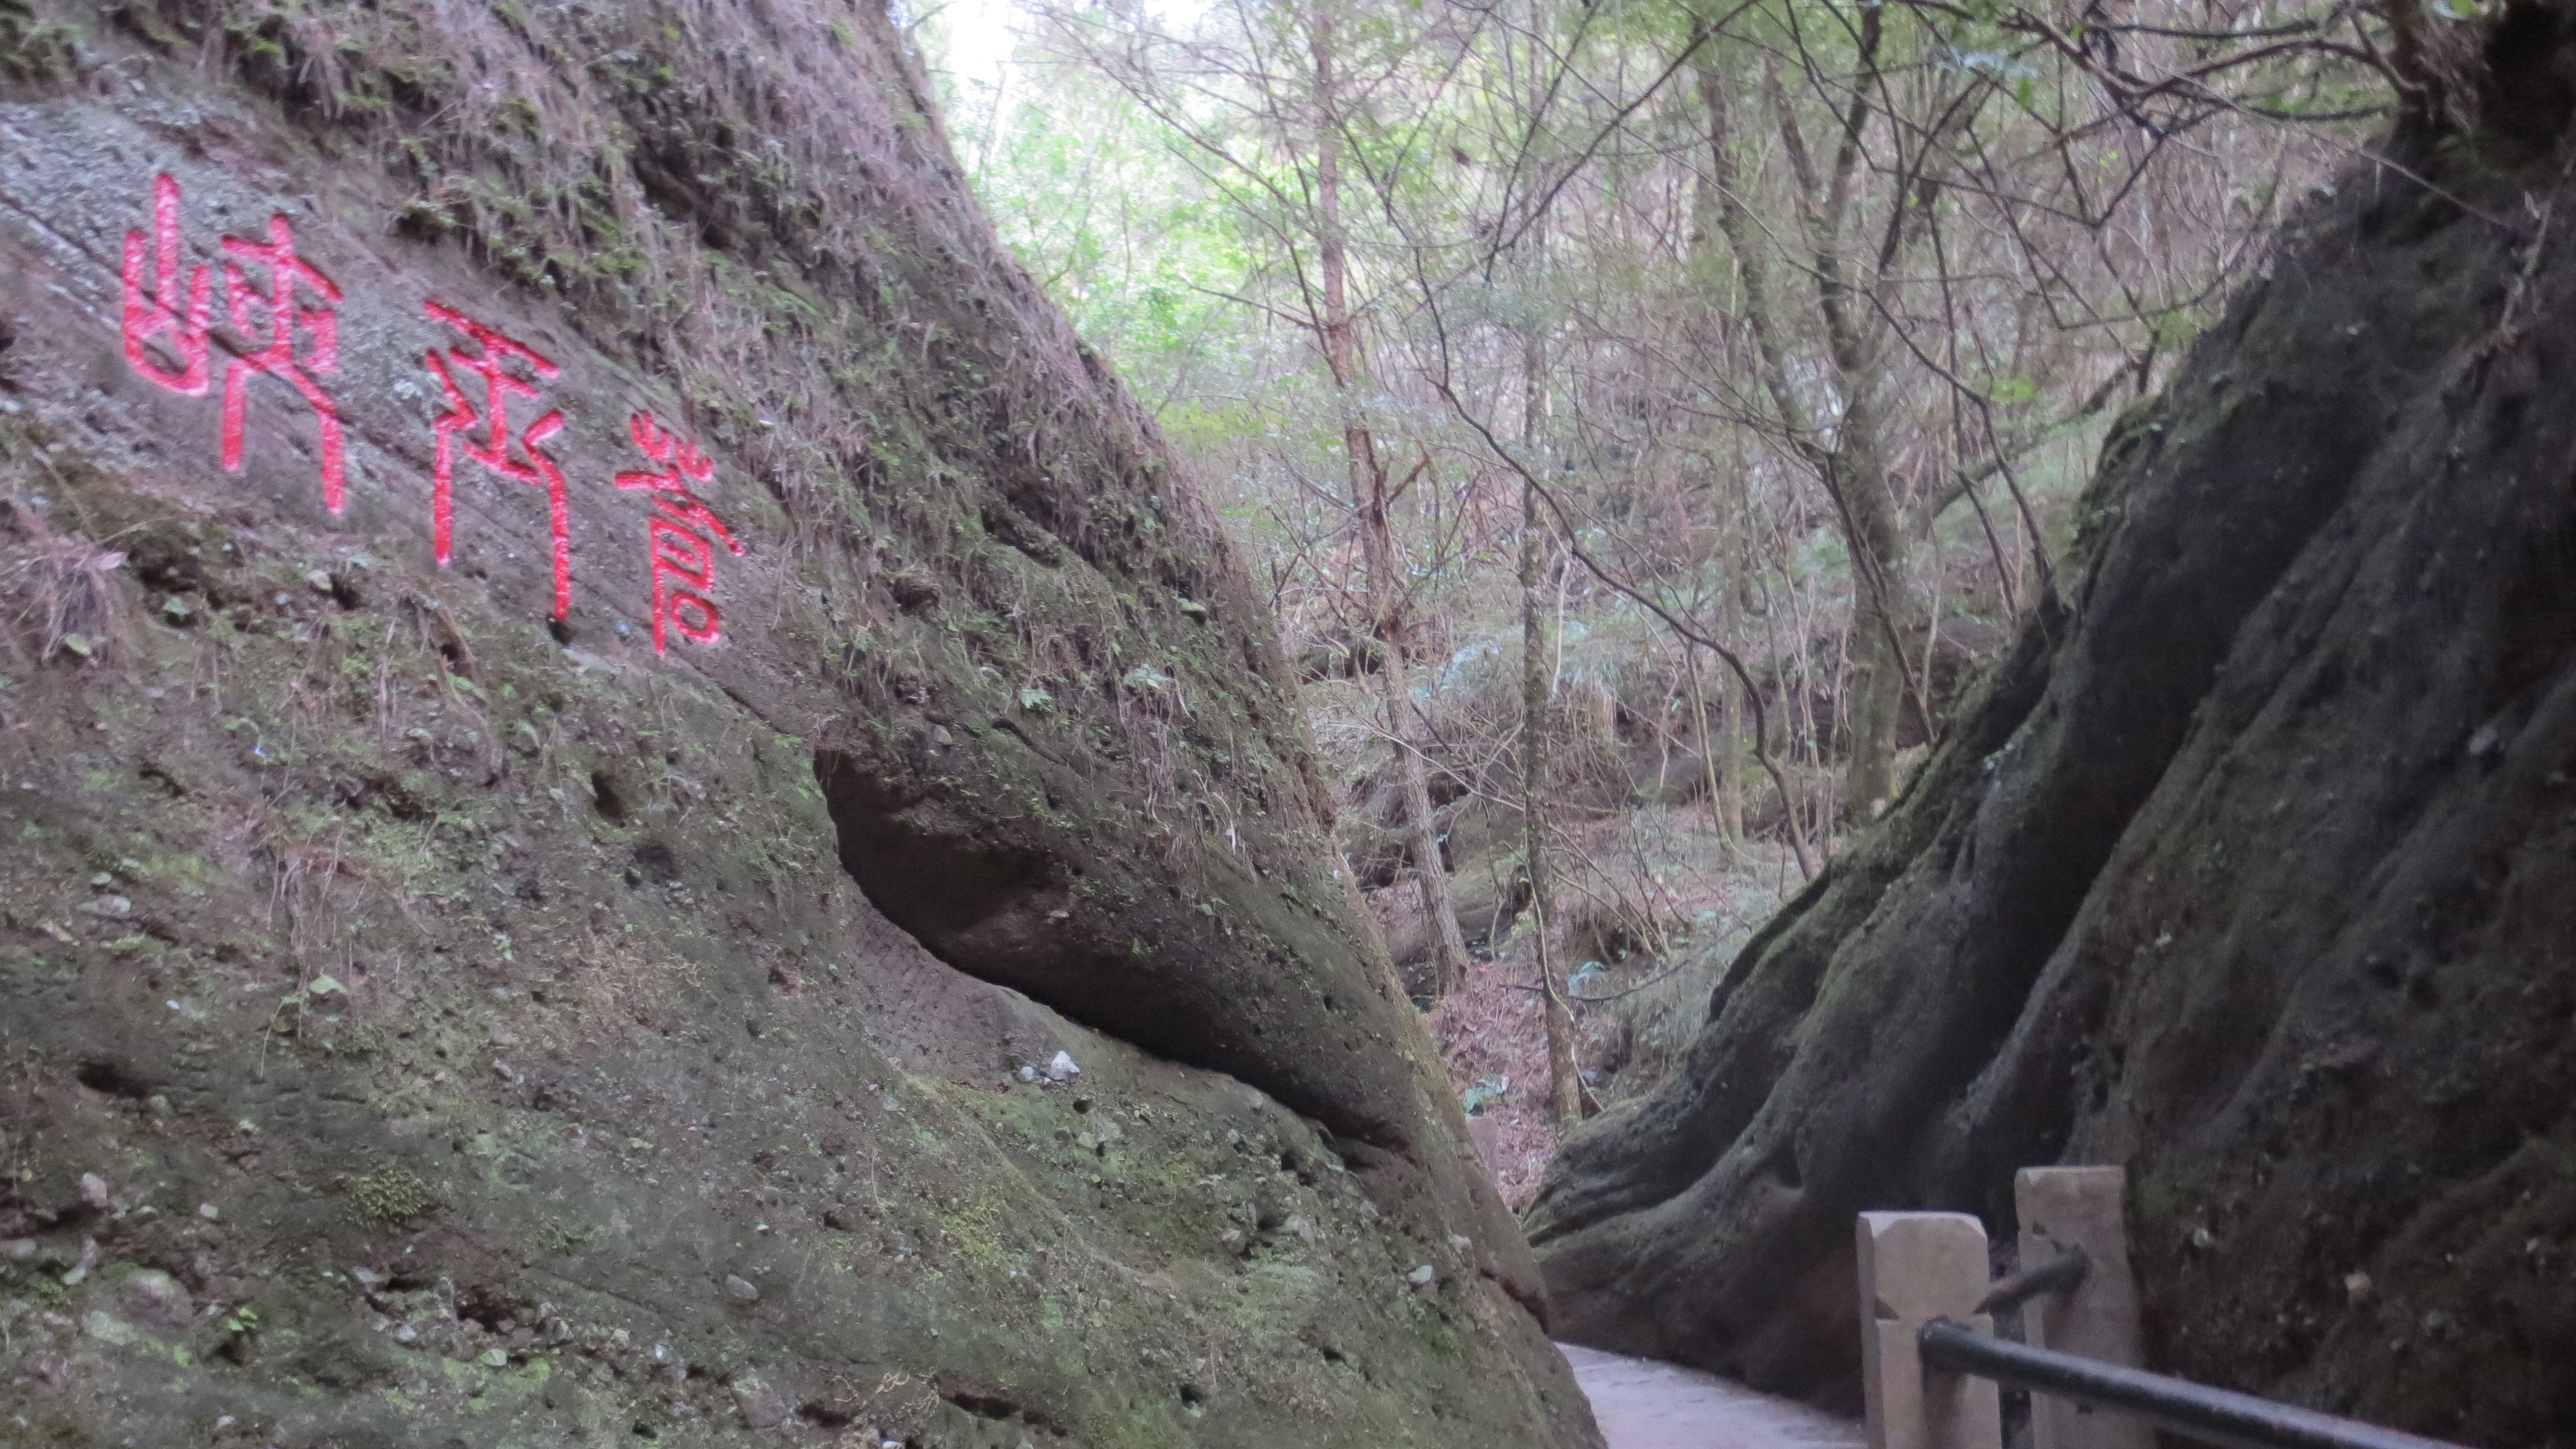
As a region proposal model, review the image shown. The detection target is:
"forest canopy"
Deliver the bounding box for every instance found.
[907,0,2404,1139]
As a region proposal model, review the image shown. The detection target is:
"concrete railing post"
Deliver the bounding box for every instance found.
[2016,1167,2152,1449]
[1857,1213,2003,1449]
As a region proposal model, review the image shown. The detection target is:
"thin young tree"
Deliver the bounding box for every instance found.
[1309,4,1476,993]
[1516,216,1582,1124]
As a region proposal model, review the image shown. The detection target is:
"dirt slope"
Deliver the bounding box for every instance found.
[0,2,1596,1445]
[1529,13,2576,1446]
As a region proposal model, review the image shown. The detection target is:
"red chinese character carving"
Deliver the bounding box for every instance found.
[121,173,212,396]
[122,175,347,512]
[424,302,572,619]
[615,413,745,655]
[220,213,345,512]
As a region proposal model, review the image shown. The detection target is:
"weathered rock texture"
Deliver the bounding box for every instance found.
[0,2,1596,1446]
[1530,13,2576,1447]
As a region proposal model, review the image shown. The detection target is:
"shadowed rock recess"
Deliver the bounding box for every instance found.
[0,3,1598,1445]
[1531,14,2576,1446]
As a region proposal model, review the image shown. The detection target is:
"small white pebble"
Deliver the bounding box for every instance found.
[78,1174,108,1209]
[197,1204,219,1221]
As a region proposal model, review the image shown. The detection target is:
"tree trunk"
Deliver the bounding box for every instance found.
[1716,622,1746,842]
[1698,49,1922,830]
[1384,642,1471,992]
[1840,583,1904,818]
[1682,625,1745,849]
[1811,250,1915,823]
[1768,36,1919,825]
[1520,254,1581,1125]
[1313,12,1469,993]
[1524,484,1579,1123]
[1684,119,1749,853]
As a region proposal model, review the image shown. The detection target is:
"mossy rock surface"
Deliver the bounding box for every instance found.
[0,3,1594,1445]
[1528,54,2576,1446]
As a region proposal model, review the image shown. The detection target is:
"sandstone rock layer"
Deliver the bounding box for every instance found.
[0,3,1595,1445]
[1532,29,2576,1446]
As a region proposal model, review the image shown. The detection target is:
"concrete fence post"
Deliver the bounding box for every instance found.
[1857,1212,2004,1449]
[2016,1167,2152,1449]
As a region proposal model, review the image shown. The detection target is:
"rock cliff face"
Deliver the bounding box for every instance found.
[0,3,1597,1445]
[1529,13,2576,1446]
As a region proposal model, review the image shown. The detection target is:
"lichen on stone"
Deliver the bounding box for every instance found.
[344,1166,435,1224]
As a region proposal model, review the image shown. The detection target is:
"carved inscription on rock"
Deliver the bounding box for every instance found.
[111,172,745,651]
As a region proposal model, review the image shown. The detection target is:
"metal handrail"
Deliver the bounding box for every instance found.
[1917,1319,2473,1449]
[1971,1246,2090,1317]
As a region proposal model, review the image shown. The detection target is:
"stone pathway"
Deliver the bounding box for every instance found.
[1562,1344,1866,1449]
